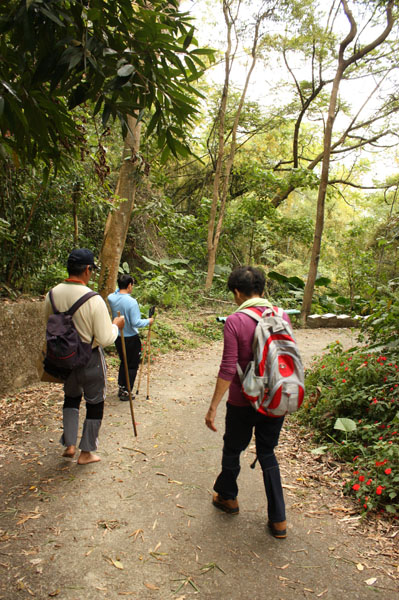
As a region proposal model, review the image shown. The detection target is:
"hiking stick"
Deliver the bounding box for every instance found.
[117,311,138,437]
[136,306,155,396]
[146,306,155,400]
[146,323,152,400]
[136,333,148,395]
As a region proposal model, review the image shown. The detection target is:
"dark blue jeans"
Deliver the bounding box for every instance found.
[115,334,141,391]
[214,403,286,522]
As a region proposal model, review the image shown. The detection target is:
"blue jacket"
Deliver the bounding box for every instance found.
[107,291,150,337]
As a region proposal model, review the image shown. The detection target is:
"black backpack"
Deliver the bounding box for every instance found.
[44,289,98,380]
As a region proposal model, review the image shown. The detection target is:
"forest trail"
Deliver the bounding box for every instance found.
[0,328,398,600]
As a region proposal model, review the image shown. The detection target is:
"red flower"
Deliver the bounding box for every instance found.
[359,475,365,482]
[363,503,367,509]
[376,486,383,495]
[366,479,372,485]
[353,470,359,474]
[375,460,387,467]
[352,483,360,491]
[384,468,392,475]
[342,379,346,383]
[353,456,359,461]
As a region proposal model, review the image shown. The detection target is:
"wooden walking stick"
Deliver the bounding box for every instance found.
[146,306,155,400]
[117,311,138,437]
[136,331,148,395]
[136,306,155,396]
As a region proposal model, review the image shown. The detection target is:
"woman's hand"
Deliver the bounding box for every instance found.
[205,406,218,432]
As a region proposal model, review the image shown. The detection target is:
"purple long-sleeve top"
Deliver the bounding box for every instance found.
[218,307,292,407]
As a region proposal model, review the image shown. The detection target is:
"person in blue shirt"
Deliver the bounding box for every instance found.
[107,274,154,400]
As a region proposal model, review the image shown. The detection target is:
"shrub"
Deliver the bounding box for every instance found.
[300,341,399,516]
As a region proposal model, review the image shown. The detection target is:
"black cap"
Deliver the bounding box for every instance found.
[67,248,98,269]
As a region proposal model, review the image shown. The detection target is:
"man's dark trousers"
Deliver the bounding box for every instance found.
[115,334,141,392]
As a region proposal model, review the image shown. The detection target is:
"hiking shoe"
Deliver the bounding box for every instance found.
[118,387,129,401]
[212,493,239,515]
[268,520,287,539]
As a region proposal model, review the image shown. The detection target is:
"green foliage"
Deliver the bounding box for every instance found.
[147,321,197,353]
[301,339,399,516]
[0,157,111,294]
[185,319,224,341]
[0,0,213,166]
[266,270,343,313]
[133,256,200,308]
[358,284,399,351]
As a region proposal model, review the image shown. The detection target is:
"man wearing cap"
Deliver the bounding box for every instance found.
[44,248,125,465]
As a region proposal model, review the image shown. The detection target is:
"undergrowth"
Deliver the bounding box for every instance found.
[301,341,399,517]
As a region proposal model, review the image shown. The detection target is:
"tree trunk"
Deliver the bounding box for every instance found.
[205,1,265,291]
[204,2,232,292]
[98,116,142,298]
[300,0,394,325]
[72,181,81,247]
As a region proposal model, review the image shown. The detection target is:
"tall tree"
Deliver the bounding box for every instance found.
[205,0,278,291]
[97,0,213,297]
[254,0,398,211]
[300,0,395,323]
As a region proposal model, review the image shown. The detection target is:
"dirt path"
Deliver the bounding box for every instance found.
[0,328,398,600]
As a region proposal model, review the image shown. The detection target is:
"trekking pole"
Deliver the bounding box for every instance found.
[136,306,155,396]
[146,306,156,400]
[117,311,138,437]
[136,334,148,395]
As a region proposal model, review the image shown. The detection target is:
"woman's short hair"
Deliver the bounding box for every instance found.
[227,266,265,296]
[118,274,134,289]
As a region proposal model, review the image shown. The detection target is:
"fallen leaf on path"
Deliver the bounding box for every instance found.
[128,528,144,541]
[17,513,42,525]
[48,590,60,597]
[317,591,328,598]
[144,582,159,590]
[365,578,377,586]
[105,556,124,570]
[356,563,364,571]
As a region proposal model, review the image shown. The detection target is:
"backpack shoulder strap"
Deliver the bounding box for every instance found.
[49,289,59,314]
[237,307,263,322]
[262,306,285,318]
[67,291,99,316]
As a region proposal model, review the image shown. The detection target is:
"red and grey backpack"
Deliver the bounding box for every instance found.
[236,306,305,417]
